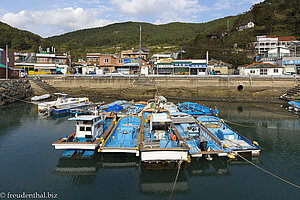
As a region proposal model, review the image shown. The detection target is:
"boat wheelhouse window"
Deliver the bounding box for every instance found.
[152,122,170,131]
[83,121,93,125]
[86,127,92,131]
[80,126,85,131]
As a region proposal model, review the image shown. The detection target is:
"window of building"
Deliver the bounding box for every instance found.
[274,68,279,73]
[250,70,255,74]
[118,59,123,64]
[260,68,268,75]
[104,58,109,63]
[40,58,45,62]
[80,127,85,131]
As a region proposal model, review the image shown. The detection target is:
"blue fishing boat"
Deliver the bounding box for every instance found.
[196,116,261,157]
[139,108,189,163]
[117,101,147,117]
[99,115,141,154]
[288,101,300,112]
[170,112,227,158]
[178,102,218,116]
[50,101,93,116]
[52,113,116,158]
[69,102,103,115]
[96,100,128,115]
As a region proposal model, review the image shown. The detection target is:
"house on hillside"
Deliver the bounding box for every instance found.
[238,63,284,75]
[236,22,255,31]
[255,35,297,55]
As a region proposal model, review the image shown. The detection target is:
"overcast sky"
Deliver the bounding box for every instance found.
[0,0,264,38]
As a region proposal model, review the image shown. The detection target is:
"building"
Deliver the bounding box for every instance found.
[239,63,284,75]
[86,53,147,75]
[121,48,149,60]
[14,51,71,75]
[255,35,297,55]
[280,57,300,75]
[236,22,255,31]
[207,59,232,75]
[86,53,123,74]
[156,59,207,75]
[0,48,15,68]
[123,57,147,75]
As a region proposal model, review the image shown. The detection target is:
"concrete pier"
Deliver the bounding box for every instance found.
[28,76,300,103]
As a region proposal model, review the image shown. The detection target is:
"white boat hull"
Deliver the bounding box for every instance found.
[100,148,138,154]
[141,150,188,162]
[52,143,99,150]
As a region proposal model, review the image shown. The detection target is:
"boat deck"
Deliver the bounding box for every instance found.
[101,116,141,154]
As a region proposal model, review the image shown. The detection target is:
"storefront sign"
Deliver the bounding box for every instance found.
[124,58,139,66]
[284,60,300,65]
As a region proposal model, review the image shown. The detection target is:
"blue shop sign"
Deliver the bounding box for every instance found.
[124,58,139,66]
[173,63,190,67]
[190,64,207,68]
[284,60,300,65]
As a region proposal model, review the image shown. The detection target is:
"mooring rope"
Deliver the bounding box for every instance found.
[0,93,37,105]
[224,120,256,128]
[169,160,183,200]
[235,154,300,189]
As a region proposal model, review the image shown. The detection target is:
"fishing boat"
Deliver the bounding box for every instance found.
[97,100,128,113]
[50,101,92,116]
[170,112,227,158]
[117,101,147,117]
[99,115,141,154]
[31,94,51,101]
[69,102,103,115]
[38,93,90,114]
[52,113,116,158]
[178,102,218,116]
[288,101,300,112]
[139,108,189,163]
[196,116,261,157]
[163,102,179,113]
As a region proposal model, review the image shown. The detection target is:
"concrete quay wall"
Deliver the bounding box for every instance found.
[37,76,299,102]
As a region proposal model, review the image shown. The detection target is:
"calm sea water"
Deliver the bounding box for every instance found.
[0,101,299,200]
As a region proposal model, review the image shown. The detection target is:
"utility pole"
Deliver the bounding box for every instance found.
[139,25,142,77]
[6,45,8,80]
[181,46,182,59]
[227,20,229,31]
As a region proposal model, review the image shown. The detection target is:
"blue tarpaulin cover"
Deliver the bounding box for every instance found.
[106,104,124,112]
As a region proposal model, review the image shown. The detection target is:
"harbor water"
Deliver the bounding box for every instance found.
[0,101,299,200]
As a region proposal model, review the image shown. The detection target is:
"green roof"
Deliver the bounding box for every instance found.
[0,63,7,68]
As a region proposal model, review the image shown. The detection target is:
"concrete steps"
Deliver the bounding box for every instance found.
[280,83,300,101]
[31,78,58,94]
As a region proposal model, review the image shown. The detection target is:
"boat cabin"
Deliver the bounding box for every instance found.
[150,113,172,140]
[68,115,102,140]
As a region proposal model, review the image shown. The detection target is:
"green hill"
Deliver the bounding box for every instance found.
[46,18,236,56]
[183,0,300,67]
[0,0,299,65]
[0,21,43,51]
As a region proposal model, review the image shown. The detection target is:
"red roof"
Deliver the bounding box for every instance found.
[244,63,284,68]
[278,36,296,41]
[265,35,296,41]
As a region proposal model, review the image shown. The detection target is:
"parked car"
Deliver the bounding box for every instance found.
[214,71,221,75]
[105,71,125,76]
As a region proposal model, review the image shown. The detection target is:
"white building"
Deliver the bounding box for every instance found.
[255,35,297,55]
[237,22,255,31]
[239,63,284,75]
